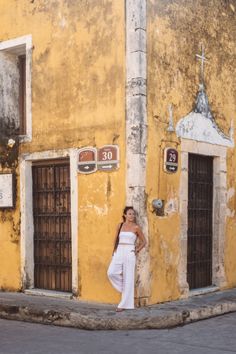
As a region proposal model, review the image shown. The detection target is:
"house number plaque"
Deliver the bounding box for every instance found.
[164,148,178,173]
[77,147,97,174]
[97,145,119,171]
[77,145,119,174]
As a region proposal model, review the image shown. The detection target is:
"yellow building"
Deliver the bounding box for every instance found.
[0,0,235,306]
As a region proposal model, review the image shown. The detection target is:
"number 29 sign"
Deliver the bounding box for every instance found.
[164,147,178,173]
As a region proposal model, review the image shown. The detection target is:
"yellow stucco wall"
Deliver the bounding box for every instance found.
[0,178,21,290]
[0,0,125,302]
[147,0,236,303]
[1,0,236,305]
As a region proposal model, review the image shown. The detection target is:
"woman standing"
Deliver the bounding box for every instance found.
[107,206,146,311]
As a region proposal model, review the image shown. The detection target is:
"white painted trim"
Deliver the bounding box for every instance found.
[20,158,34,289]
[69,149,79,295]
[126,0,147,206]
[179,139,227,298]
[176,112,233,148]
[0,35,32,52]
[0,35,32,142]
[126,0,150,305]
[20,149,79,296]
[181,139,227,158]
[21,149,69,161]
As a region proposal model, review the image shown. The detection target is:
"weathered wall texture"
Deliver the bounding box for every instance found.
[0,52,20,134]
[126,0,151,306]
[147,0,236,303]
[0,187,21,290]
[0,0,125,302]
[1,0,236,305]
[0,50,20,289]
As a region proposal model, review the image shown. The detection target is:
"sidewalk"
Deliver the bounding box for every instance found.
[0,288,236,330]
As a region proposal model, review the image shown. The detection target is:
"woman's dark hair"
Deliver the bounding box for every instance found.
[122,206,134,221]
[113,206,135,254]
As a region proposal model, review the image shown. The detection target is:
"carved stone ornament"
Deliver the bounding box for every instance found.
[176,84,234,147]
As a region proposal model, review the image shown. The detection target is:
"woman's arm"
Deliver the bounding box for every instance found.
[135,225,146,254]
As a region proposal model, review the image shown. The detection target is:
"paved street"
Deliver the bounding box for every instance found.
[1,312,236,354]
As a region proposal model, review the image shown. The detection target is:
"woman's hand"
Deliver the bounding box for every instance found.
[134,225,147,254]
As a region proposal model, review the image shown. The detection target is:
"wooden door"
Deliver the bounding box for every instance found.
[32,160,72,292]
[187,154,213,290]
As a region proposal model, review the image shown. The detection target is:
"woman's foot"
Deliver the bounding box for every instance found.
[116,308,124,312]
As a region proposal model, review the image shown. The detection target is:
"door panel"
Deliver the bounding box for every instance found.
[33,161,72,292]
[187,154,213,290]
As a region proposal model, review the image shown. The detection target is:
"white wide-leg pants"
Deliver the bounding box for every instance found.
[107,244,136,309]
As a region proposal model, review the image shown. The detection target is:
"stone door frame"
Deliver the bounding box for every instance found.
[179,139,227,297]
[20,148,79,296]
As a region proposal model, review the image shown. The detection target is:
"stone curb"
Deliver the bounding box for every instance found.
[186,301,236,324]
[1,300,236,330]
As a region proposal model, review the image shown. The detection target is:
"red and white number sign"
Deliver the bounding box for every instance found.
[78,147,97,174]
[97,145,119,171]
[164,147,178,173]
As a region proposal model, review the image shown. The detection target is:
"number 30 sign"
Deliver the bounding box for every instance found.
[98,145,119,171]
[164,148,178,173]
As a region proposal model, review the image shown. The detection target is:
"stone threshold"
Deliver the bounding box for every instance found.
[189,286,219,297]
[24,289,73,300]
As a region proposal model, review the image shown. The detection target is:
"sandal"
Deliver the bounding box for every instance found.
[116,308,124,312]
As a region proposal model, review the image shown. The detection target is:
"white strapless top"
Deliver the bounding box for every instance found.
[119,231,136,245]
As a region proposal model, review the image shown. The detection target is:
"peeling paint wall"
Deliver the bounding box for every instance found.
[0,52,20,135]
[0,51,21,290]
[126,0,150,306]
[0,0,125,303]
[1,0,236,305]
[147,0,236,303]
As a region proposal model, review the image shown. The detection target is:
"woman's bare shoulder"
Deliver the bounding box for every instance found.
[134,224,141,232]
